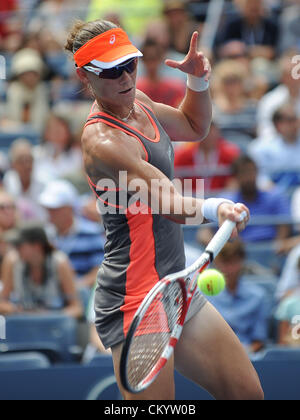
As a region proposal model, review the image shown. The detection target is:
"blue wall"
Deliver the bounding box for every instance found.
[0,357,299,400]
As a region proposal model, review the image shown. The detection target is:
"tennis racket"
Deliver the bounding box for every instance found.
[120,214,247,394]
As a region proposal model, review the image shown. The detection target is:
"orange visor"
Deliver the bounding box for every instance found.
[74,28,143,69]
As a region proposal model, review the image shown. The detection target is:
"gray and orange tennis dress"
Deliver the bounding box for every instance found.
[85,100,206,349]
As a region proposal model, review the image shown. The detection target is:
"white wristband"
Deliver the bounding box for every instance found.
[187,74,210,92]
[202,198,234,222]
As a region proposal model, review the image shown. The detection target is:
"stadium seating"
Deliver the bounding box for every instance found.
[258,346,300,361]
[0,130,39,153]
[0,352,50,371]
[0,314,81,363]
[85,353,114,367]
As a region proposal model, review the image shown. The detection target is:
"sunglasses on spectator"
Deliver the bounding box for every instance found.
[83,58,138,79]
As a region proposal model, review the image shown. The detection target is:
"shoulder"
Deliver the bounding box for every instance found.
[2,249,20,272]
[287,244,300,263]
[261,186,285,200]
[81,120,144,176]
[75,217,103,236]
[51,250,69,266]
[259,85,288,107]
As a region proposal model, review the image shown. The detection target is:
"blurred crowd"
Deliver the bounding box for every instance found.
[0,0,300,359]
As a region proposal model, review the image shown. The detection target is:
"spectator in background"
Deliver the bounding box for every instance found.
[217,0,279,60]
[0,0,17,42]
[174,122,240,193]
[0,190,19,235]
[217,40,269,101]
[249,104,300,188]
[0,190,18,282]
[257,51,300,140]
[273,184,300,256]
[212,60,258,143]
[208,240,269,353]
[28,0,86,45]
[144,1,201,83]
[275,243,300,346]
[137,39,185,107]
[279,0,300,53]
[6,48,50,133]
[161,0,200,55]
[0,152,8,188]
[0,224,82,318]
[34,111,83,183]
[223,156,291,243]
[276,243,300,302]
[3,139,47,222]
[38,180,105,293]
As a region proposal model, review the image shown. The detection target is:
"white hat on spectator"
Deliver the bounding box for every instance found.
[11,48,45,77]
[39,180,78,209]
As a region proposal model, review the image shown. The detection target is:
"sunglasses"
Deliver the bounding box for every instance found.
[84,58,138,80]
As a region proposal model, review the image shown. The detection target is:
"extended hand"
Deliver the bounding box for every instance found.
[218,202,250,237]
[165,32,211,81]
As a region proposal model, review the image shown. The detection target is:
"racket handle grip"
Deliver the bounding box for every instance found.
[205,211,247,259]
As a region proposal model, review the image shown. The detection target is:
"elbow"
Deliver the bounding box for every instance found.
[190,122,212,143]
[198,124,211,141]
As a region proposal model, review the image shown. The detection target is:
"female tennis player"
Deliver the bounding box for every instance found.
[65,20,264,400]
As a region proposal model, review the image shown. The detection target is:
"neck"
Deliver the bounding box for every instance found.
[58,218,74,236]
[227,281,239,295]
[283,135,298,145]
[242,189,257,202]
[246,16,261,26]
[97,100,136,122]
[147,72,159,83]
[20,176,31,192]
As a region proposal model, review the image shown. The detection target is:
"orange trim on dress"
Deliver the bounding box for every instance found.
[121,202,160,337]
[86,100,161,144]
[87,177,124,210]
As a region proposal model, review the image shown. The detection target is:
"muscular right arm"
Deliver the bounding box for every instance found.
[83,125,205,225]
[82,125,249,230]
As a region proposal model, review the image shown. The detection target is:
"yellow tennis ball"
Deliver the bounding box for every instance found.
[197,269,226,296]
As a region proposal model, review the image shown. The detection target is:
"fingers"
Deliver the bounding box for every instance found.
[218,202,250,234]
[233,203,250,232]
[189,31,199,54]
[202,57,211,82]
[164,59,182,69]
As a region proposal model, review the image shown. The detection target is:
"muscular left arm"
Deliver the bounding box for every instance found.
[136,32,212,143]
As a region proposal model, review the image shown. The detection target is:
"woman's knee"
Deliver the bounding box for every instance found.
[224,369,264,401]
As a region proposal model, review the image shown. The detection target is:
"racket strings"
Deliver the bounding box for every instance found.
[126,282,184,390]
